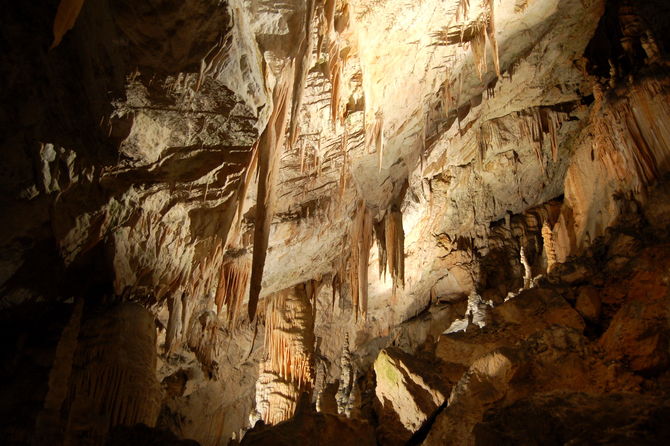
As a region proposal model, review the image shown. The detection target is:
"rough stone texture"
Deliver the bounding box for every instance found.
[576,286,602,321]
[474,393,670,446]
[421,221,670,445]
[240,400,376,446]
[2,0,670,445]
[373,348,447,445]
[64,303,162,446]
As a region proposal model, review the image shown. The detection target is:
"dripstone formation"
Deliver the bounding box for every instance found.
[2,1,670,445]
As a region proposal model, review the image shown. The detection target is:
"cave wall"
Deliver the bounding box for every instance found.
[2,0,670,445]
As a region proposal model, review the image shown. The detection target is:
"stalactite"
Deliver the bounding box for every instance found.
[365,111,384,170]
[264,289,314,388]
[593,78,670,192]
[542,221,557,273]
[235,141,259,224]
[471,21,488,80]
[64,304,161,445]
[432,2,500,79]
[331,272,342,307]
[51,0,85,49]
[339,124,349,200]
[180,292,193,343]
[288,0,317,148]
[486,0,501,77]
[442,79,454,118]
[249,63,295,321]
[255,284,315,424]
[374,219,387,280]
[348,200,373,320]
[514,107,568,172]
[214,255,251,327]
[324,0,351,126]
[384,207,405,294]
[300,139,307,174]
[546,110,560,162]
[456,0,470,21]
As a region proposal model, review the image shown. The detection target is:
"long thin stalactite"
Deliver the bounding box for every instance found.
[248,63,296,321]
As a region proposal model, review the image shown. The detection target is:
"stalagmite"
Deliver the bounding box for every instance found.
[180,292,192,342]
[542,221,557,273]
[249,63,295,321]
[335,333,354,416]
[255,284,315,424]
[165,292,183,354]
[520,245,532,289]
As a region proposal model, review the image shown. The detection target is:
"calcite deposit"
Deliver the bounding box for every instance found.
[2,0,670,445]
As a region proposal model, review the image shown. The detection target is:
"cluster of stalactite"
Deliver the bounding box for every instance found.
[374,208,406,297]
[344,195,407,320]
[215,255,251,328]
[62,303,161,446]
[484,201,562,289]
[248,0,357,322]
[249,66,295,321]
[348,200,373,320]
[264,287,315,388]
[320,0,353,126]
[433,0,501,79]
[255,284,316,424]
[512,107,568,170]
[113,211,251,352]
[592,77,670,193]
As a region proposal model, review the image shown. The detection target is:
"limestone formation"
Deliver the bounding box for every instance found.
[3,0,670,445]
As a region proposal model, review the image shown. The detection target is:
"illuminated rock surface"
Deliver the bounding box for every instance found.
[2,0,670,444]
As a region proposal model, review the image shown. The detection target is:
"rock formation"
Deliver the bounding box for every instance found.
[2,0,670,445]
